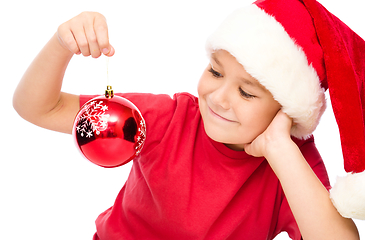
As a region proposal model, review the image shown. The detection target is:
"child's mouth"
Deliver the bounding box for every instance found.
[208,107,236,123]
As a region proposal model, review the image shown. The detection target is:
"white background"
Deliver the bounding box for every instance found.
[1,0,364,239]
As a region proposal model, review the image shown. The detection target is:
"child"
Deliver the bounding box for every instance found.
[13,0,364,239]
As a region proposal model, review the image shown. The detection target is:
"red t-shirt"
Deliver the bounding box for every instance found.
[80,92,330,240]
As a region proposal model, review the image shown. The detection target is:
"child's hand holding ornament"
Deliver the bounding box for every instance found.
[57,11,115,58]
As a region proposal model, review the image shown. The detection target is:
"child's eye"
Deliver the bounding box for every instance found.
[239,87,255,99]
[208,67,223,78]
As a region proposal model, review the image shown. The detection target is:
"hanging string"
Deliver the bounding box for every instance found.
[106,56,110,86]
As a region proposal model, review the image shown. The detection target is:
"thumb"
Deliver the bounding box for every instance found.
[242,142,254,156]
[102,45,115,57]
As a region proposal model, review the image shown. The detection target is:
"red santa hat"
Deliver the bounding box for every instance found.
[206,0,365,219]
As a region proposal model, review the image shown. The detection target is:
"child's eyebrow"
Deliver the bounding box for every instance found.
[211,55,222,67]
[240,77,261,88]
[211,53,267,92]
[236,68,267,92]
[240,77,267,92]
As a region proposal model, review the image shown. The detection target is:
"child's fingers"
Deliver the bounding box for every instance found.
[94,14,113,56]
[57,12,114,57]
[72,24,91,57]
[57,24,80,55]
[85,25,102,58]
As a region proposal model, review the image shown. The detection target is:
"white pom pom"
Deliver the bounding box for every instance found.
[330,171,365,220]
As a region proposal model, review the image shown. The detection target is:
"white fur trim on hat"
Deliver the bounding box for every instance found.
[205,5,326,139]
[330,171,365,220]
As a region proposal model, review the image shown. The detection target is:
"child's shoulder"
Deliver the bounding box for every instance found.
[292,135,325,167]
[173,92,199,105]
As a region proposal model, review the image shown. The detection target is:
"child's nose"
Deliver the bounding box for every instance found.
[210,84,231,110]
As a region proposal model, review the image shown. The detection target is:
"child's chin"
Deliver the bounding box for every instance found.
[206,130,238,145]
[204,127,225,142]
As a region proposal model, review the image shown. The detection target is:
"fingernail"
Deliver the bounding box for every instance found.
[102,48,110,55]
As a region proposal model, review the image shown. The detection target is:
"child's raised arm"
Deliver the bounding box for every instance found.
[13,12,114,134]
[243,110,359,240]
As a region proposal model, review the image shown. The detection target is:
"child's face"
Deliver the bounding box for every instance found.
[198,50,281,150]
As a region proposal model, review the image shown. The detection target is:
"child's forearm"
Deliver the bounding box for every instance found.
[266,140,359,240]
[13,33,78,133]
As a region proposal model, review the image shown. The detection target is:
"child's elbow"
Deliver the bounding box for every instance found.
[12,90,34,123]
[12,92,24,118]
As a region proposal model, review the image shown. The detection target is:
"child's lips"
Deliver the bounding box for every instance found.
[208,107,237,123]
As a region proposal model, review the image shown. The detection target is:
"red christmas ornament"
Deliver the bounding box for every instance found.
[72,86,146,168]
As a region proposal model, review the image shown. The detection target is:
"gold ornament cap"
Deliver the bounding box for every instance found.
[105,85,114,99]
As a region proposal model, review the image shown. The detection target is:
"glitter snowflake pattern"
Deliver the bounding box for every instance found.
[135,118,146,156]
[76,100,110,138]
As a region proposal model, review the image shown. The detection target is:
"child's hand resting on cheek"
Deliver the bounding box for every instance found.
[243,109,293,158]
[56,12,115,58]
